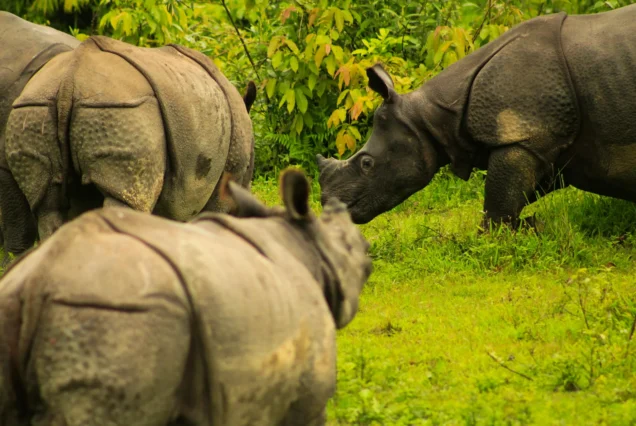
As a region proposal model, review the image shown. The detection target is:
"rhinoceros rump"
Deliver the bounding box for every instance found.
[0,12,81,253]
[317,4,636,228]
[0,169,372,426]
[2,34,256,258]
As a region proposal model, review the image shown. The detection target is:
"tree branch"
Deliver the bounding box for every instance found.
[472,0,493,43]
[220,0,260,82]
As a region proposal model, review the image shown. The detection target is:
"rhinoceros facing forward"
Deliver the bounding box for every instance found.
[318,4,636,229]
[1,32,257,258]
[0,169,372,426]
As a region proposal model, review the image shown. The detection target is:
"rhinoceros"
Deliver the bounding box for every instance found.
[317,4,636,229]
[1,33,257,258]
[0,169,372,426]
[0,12,81,250]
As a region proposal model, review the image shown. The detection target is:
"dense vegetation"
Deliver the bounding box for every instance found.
[3,0,636,423]
[2,0,634,176]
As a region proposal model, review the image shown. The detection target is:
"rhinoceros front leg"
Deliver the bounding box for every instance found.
[483,144,559,230]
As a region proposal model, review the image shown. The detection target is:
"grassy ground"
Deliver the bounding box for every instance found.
[253,167,636,425]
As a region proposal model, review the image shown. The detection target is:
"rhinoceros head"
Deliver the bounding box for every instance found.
[317,64,443,224]
[224,169,372,328]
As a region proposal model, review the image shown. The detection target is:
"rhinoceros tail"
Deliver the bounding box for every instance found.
[55,52,77,200]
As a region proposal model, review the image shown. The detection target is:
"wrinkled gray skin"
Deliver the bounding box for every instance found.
[0,12,80,252]
[2,31,257,260]
[318,4,636,228]
[0,169,372,426]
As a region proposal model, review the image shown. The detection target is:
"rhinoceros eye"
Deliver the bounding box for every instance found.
[360,156,374,171]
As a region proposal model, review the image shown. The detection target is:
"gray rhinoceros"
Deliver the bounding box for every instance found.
[0,169,372,426]
[2,34,257,257]
[317,4,636,228]
[0,12,81,249]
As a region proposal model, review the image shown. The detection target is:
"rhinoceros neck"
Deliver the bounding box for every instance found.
[195,215,333,285]
[194,214,344,321]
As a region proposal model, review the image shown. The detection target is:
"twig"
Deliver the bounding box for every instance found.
[486,351,534,381]
[625,312,636,360]
[577,281,591,329]
[220,0,260,82]
[472,0,493,43]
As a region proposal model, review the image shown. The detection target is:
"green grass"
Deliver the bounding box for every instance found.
[253,167,636,425]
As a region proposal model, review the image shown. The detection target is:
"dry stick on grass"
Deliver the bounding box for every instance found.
[486,351,534,381]
[220,0,261,82]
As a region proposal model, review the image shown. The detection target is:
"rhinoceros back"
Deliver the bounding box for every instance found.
[560,4,636,182]
[0,208,335,425]
[89,36,237,221]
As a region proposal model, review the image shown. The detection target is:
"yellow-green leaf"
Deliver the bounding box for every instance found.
[344,134,356,151]
[295,113,304,134]
[308,74,317,91]
[295,87,308,113]
[284,39,300,55]
[327,109,342,128]
[348,125,362,140]
[266,79,276,99]
[268,37,281,58]
[290,56,299,72]
[315,47,327,68]
[286,89,296,113]
[337,89,349,105]
[325,55,336,76]
[272,51,283,69]
[332,45,344,62]
[316,35,331,45]
[337,108,346,123]
[336,132,346,155]
[334,9,344,32]
[121,13,133,35]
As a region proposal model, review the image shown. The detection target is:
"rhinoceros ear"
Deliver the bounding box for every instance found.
[366,64,397,102]
[280,168,311,221]
[222,174,270,218]
[243,81,257,114]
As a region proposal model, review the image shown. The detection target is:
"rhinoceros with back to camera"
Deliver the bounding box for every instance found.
[1,30,257,260]
[317,4,636,228]
[0,169,372,426]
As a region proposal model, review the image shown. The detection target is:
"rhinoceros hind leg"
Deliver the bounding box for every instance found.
[0,168,37,256]
[34,184,67,243]
[482,144,560,230]
[27,303,190,426]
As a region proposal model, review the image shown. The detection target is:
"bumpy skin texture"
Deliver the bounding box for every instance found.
[3,34,255,256]
[318,4,636,228]
[0,12,80,254]
[0,171,372,426]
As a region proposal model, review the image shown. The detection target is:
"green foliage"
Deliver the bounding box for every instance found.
[4,0,634,175]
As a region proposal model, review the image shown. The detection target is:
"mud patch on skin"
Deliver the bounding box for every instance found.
[496,109,529,144]
[195,155,212,180]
